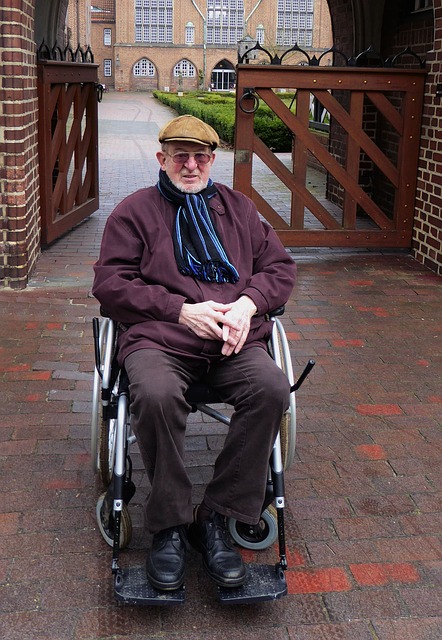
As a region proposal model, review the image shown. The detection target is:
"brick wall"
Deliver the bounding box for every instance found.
[319,0,442,275]
[327,0,354,58]
[91,21,115,87]
[0,0,40,288]
[66,0,90,48]
[413,11,442,274]
[381,2,441,274]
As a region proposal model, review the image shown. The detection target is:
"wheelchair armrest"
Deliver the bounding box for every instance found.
[269,305,285,317]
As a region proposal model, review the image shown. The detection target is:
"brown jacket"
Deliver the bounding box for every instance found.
[92,183,296,365]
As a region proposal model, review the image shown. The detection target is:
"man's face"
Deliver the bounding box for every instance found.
[157,141,215,193]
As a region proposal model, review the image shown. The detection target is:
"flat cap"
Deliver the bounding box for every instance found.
[158,114,219,149]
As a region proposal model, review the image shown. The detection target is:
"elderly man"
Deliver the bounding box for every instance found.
[92,114,296,591]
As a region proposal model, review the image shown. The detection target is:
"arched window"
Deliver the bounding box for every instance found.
[185,22,195,45]
[210,59,235,92]
[173,59,196,78]
[256,24,265,45]
[133,58,156,77]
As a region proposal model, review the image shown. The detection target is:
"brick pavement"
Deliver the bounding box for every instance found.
[0,92,441,639]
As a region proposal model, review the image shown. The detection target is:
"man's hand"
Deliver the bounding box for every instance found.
[179,300,236,341]
[179,297,257,356]
[221,296,257,356]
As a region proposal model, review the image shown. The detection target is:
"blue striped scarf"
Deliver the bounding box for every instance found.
[157,171,239,284]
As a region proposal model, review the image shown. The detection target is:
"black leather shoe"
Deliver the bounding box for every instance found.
[146,526,187,591]
[190,511,246,587]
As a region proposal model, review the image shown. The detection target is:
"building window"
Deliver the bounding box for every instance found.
[133,58,156,76]
[173,59,196,78]
[277,0,314,47]
[134,0,173,43]
[256,24,264,45]
[185,22,195,44]
[103,59,112,76]
[103,28,111,45]
[207,0,244,45]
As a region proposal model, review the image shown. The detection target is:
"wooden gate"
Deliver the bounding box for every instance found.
[233,64,426,248]
[37,60,101,246]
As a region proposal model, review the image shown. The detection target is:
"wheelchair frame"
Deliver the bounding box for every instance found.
[91,311,314,605]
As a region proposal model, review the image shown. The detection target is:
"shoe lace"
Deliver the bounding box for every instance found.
[207,512,233,548]
[155,525,187,547]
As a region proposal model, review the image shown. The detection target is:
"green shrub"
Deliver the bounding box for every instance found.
[153,90,292,151]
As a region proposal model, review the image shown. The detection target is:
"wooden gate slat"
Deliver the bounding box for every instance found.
[343,91,364,229]
[253,135,341,230]
[234,65,426,248]
[258,88,395,230]
[366,92,404,134]
[292,88,310,229]
[251,188,290,229]
[312,89,399,187]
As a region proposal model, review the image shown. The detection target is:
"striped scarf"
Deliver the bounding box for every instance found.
[157,170,239,284]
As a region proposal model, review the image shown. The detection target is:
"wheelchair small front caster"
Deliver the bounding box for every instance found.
[228,505,278,550]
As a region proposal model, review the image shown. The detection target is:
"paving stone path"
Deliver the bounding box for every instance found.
[0,92,441,640]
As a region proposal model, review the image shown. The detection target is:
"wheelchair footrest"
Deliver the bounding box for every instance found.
[114,567,185,605]
[217,563,287,604]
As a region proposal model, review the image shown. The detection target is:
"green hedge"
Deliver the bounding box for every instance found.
[153,91,293,152]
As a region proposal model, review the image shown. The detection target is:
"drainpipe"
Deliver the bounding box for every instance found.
[76,0,81,45]
[245,0,264,34]
[191,0,207,90]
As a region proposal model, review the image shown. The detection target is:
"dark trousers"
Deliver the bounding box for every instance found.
[125,347,290,534]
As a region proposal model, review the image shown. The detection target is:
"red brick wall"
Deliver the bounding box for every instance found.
[381,2,441,274]
[327,0,354,58]
[91,21,115,87]
[413,46,442,274]
[0,0,40,288]
[320,0,442,275]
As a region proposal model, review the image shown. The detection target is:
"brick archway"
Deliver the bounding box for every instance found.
[34,0,69,47]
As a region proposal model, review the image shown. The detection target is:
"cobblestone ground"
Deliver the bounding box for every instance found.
[0,93,441,640]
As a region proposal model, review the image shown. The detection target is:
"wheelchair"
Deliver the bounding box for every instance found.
[91,309,314,605]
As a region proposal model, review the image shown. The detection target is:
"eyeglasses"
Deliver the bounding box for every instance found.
[165,151,212,165]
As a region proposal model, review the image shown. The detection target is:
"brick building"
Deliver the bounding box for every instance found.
[68,1,332,92]
[0,0,442,288]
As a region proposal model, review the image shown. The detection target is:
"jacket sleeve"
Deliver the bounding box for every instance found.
[92,211,186,325]
[239,202,296,315]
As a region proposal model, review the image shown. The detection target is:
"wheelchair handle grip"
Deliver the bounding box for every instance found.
[290,359,315,392]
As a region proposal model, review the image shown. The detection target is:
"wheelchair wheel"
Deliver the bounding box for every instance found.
[91,366,101,474]
[270,318,297,469]
[96,492,132,549]
[280,410,295,471]
[91,317,116,476]
[99,415,117,486]
[228,505,278,551]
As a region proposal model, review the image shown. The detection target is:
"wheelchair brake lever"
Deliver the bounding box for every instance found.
[290,359,315,392]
